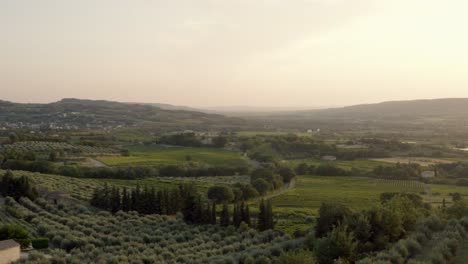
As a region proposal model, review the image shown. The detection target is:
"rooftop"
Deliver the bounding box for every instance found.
[0,240,20,250]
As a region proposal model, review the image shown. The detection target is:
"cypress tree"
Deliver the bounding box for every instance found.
[122,187,130,212]
[220,203,230,227]
[266,199,274,230]
[257,199,267,231]
[233,203,241,227]
[211,202,217,225]
[241,202,251,226]
[110,186,121,213]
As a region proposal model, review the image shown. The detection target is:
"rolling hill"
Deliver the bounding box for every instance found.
[0,98,246,131]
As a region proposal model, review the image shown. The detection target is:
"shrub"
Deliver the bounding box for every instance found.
[32,238,50,249]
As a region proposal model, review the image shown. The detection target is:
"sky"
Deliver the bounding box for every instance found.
[1,0,468,108]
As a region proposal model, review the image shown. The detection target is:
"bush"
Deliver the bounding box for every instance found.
[32,238,49,249]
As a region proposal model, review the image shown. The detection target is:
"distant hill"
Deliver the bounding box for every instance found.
[0,98,246,131]
[248,98,468,133]
[132,102,204,112]
[302,98,468,120]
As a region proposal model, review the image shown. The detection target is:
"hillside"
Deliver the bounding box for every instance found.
[301,98,468,120]
[0,98,246,131]
[248,98,468,133]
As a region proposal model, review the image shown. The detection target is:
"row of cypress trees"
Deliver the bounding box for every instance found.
[90,184,274,230]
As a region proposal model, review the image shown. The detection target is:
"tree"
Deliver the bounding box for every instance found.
[241,202,251,226]
[49,151,58,162]
[220,203,230,227]
[452,193,463,202]
[121,187,131,211]
[252,179,272,195]
[207,186,234,203]
[233,203,241,227]
[210,202,217,225]
[257,199,274,231]
[8,132,18,143]
[314,225,357,264]
[295,163,310,175]
[0,224,29,241]
[212,136,228,148]
[315,203,352,238]
[279,167,296,183]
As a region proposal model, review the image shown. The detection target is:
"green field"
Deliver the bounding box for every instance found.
[271,175,468,218]
[284,159,390,171]
[97,145,248,167]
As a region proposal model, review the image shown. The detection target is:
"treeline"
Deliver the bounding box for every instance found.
[239,135,391,162]
[293,162,425,180]
[437,162,468,178]
[90,184,274,230]
[1,159,248,179]
[372,163,422,179]
[0,170,37,201]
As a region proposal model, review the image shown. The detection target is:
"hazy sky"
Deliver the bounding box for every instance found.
[1,0,468,107]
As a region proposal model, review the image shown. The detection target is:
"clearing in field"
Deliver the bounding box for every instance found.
[97,145,248,167]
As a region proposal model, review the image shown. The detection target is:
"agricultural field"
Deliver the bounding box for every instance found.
[1,141,120,156]
[370,157,456,166]
[284,159,389,172]
[4,170,235,201]
[98,145,248,167]
[5,198,300,263]
[271,175,468,218]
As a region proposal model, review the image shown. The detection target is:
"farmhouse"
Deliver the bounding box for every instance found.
[44,191,72,204]
[0,240,20,264]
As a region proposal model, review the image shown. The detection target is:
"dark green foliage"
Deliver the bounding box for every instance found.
[32,238,49,249]
[207,185,234,203]
[373,163,421,180]
[0,224,29,248]
[252,178,273,195]
[278,167,296,183]
[257,199,274,231]
[315,203,352,238]
[0,170,38,200]
[158,133,202,147]
[314,225,357,264]
[220,203,230,227]
[212,136,229,148]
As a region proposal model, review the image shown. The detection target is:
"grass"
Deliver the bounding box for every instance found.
[97,145,248,167]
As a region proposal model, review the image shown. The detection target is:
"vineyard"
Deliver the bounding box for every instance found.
[1,141,120,156]
[5,197,300,264]
[374,179,426,193]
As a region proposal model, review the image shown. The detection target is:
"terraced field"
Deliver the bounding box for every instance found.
[98,145,248,167]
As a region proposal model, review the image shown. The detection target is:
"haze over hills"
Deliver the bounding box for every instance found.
[0,98,245,131]
[261,98,468,120]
